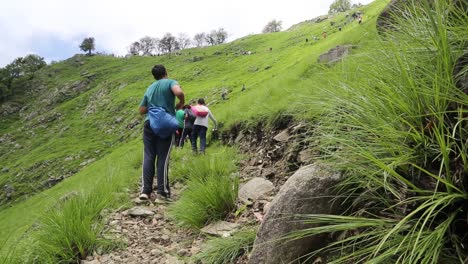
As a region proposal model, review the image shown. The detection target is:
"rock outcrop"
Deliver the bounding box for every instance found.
[376,0,402,34]
[249,165,343,264]
[318,45,354,65]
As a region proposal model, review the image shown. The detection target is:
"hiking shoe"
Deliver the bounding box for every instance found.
[154,194,173,204]
[139,193,150,200]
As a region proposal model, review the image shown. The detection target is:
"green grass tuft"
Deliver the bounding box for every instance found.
[23,173,127,263]
[193,228,257,264]
[168,147,239,229]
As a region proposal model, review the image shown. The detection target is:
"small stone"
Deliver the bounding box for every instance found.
[201,221,239,237]
[128,207,155,217]
[273,129,290,142]
[177,248,189,257]
[238,177,274,204]
[151,247,165,257]
[154,214,164,220]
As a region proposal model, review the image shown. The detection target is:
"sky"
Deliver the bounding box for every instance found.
[0,0,374,67]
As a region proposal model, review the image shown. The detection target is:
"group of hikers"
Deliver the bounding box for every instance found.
[174,99,217,151]
[138,64,217,201]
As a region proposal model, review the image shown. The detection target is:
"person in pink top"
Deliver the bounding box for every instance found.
[191,98,217,154]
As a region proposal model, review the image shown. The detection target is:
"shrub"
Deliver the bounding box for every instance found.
[293,0,468,263]
[193,228,257,264]
[168,147,239,229]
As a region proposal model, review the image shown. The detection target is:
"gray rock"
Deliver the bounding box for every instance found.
[1,167,9,173]
[318,45,354,64]
[249,164,343,264]
[261,168,275,179]
[115,117,124,124]
[0,102,21,117]
[238,177,274,204]
[298,149,313,163]
[273,129,290,142]
[128,207,155,217]
[235,131,244,143]
[150,248,164,257]
[376,0,401,34]
[201,221,239,237]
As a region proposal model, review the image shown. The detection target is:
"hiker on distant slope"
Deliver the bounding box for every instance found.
[175,104,185,147]
[138,64,185,201]
[191,98,217,154]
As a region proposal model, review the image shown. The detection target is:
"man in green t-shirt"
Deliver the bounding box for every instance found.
[175,105,185,147]
[138,64,185,201]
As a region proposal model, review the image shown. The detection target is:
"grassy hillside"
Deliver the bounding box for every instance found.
[0,0,391,259]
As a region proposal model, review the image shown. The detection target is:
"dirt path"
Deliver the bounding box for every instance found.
[82,185,203,264]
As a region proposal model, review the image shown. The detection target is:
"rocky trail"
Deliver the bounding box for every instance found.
[82,185,202,264]
[82,122,312,264]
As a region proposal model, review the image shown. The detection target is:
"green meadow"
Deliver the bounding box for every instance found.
[2,0,467,262]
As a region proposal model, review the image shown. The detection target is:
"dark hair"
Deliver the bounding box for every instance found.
[151,64,167,80]
[183,104,191,110]
[197,98,205,105]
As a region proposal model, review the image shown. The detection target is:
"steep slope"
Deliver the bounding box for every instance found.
[0,0,389,259]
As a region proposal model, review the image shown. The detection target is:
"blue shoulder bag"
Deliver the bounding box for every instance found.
[148,106,178,139]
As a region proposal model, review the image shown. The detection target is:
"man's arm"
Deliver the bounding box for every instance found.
[171,84,185,106]
[139,95,148,115]
[208,111,218,129]
[139,106,147,115]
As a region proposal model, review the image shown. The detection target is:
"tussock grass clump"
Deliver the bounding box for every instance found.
[293,0,468,263]
[193,228,257,264]
[168,147,239,229]
[25,172,127,263]
[28,190,117,262]
[171,146,237,183]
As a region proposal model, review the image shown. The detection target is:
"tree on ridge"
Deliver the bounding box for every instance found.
[262,20,283,33]
[79,37,95,55]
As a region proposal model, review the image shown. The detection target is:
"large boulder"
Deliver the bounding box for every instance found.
[249,164,343,264]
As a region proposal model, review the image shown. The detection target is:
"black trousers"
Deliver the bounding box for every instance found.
[191,125,208,152]
[141,121,173,196]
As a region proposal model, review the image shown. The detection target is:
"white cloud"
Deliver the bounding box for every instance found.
[0,0,375,66]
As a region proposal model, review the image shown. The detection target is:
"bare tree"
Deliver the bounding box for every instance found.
[159,33,178,53]
[128,41,142,56]
[139,36,158,55]
[193,32,206,47]
[262,20,283,33]
[206,28,228,46]
[214,28,228,44]
[206,30,217,46]
[177,33,192,50]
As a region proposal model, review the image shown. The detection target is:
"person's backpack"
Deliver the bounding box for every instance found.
[185,108,196,123]
[148,106,178,138]
[191,105,209,117]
